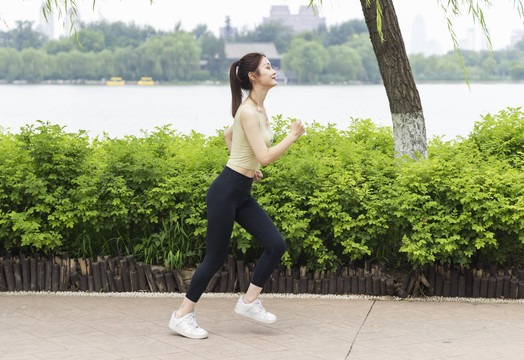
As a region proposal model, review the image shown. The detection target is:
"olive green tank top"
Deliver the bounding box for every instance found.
[227,104,274,170]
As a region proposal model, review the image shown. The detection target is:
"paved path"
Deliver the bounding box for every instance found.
[1,293,523,360]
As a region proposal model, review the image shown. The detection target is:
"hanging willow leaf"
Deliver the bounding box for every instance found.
[364,0,385,42]
[39,0,153,34]
[308,0,321,15]
[375,0,384,42]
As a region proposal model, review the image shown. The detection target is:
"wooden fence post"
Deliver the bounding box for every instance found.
[37,262,45,292]
[106,270,117,292]
[51,264,60,292]
[119,259,131,292]
[227,255,236,292]
[92,262,102,292]
[165,272,177,292]
[21,256,30,291]
[136,263,148,291]
[236,260,247,293]
[510,278,519,299]
[220,271,228,293]
[145,265,159,292]
[206,273,220,293]
[3,259,15,291]
[172,270,185,293]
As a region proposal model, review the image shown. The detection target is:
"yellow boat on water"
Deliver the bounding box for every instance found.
[138,77,155,86]
[107,77,125,86]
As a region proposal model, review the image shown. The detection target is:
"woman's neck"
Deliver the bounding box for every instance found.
[248,88,268,109]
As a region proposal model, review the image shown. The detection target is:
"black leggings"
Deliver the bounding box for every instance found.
[185,166,286,303]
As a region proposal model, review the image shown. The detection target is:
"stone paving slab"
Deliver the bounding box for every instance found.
[1,293,523,360]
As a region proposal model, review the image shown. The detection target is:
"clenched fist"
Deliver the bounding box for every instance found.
[290,119,305,140]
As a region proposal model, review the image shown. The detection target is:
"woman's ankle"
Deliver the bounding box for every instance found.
[243,283,263,304]
[176,297,197,318]
[242,294,259,304]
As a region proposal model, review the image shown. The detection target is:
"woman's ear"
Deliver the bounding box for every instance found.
[248,71,256,82]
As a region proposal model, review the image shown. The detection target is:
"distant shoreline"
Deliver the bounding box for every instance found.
[0,80,523,86]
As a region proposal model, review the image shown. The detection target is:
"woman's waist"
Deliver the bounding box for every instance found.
[225,164,256,179]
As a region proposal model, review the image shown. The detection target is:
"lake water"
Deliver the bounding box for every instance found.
[1,83,523,140]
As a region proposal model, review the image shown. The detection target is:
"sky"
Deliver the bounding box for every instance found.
[1,0,524,54]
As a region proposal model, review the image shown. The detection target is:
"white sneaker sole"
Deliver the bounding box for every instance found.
[234,306,277,324]
[169,323,208,339]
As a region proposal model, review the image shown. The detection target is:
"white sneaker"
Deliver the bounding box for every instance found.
[169,310,208,339]
[234,296,277,324]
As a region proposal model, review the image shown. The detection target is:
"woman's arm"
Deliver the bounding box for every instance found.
[240,107,305,167]
[223,125,233,152]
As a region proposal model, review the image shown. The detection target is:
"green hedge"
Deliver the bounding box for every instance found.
[1,108,523,271]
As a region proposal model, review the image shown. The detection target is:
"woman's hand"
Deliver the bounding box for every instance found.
[253,170,263,182]
[290,120,305,140]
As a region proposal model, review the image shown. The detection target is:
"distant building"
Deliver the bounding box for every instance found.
[459,28,476,51]
[220,26,237,39]
[220,16,237,40]
[410,15,427,55]
[410,14,442,56]
[225,42,282,69]
[263,5,325,33]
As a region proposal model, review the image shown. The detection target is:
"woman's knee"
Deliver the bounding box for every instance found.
[268,235,286,257]
[201,253,227,274]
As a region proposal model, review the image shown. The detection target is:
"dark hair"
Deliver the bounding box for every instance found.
[229,52,266,118]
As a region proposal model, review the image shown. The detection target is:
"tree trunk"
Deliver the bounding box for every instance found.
[360,0,427,158]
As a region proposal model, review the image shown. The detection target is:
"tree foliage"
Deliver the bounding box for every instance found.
[0,28,205,82]
[410,48,524,81]
[193,24,228,80]
[0,21,47,50]
[282,38,328,83]
[1,16,523,83]
[233,21,295,53]
[316,19,368,47]
[82,21,158,49]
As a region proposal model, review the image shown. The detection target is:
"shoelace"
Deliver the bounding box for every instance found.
[186,312,200,328]
[252,299,267,314]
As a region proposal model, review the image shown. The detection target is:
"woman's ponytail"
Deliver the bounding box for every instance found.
[229,53,265,118]
[229,61,242,118]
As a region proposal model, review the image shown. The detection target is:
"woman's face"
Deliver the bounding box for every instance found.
[252,57,277,88]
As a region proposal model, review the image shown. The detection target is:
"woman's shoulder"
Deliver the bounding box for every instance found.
[237,104,259,122]
[237,102,257,114]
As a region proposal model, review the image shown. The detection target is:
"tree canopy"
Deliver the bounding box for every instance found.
[1,17,524,83]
